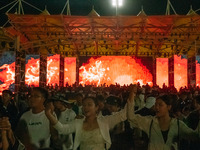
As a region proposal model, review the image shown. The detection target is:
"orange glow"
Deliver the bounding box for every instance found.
[156,58,168,87]
[25,57,40,87]
[174,55,187,90]
[47,54,60,86]
[79,56,153,86]
[197,56,200,87]
[0,63,15,94]
[25,55,60,87]
[64,57,76,86]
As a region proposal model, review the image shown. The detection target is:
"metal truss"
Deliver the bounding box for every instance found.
[3,13,200,58]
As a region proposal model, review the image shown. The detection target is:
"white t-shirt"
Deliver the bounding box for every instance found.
[20,110,51,148]
[58,108,76,150]
[59,108,76,124]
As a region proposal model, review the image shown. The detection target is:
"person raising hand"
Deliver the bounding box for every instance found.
[45,96,127,150]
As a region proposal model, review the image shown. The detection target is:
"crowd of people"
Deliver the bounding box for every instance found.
[0,83,199,150]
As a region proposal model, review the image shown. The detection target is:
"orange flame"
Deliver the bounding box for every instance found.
[156,58,168,87]
[2,54,198,94]
[25,58,40,86]
[25,55,76,87]
[79,56,153,86]
[0,63,15,94]
[174,55,187,90]
[64,57,76,86]
[47,54,60,86]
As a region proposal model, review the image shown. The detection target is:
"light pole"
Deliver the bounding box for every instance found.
[112,0,123,16]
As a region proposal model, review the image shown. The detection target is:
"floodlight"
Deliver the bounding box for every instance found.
[112,0,123,7]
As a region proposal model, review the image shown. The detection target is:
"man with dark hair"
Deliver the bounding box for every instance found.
[0,90,18,130]
[16,87,56,149]
[52,94,76,150]
[106,95,122,113]
[186,95,200,130]
[73,93,84,117]
[96,94,109,116]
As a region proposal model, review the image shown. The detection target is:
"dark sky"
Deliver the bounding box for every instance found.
[0,0,200,25]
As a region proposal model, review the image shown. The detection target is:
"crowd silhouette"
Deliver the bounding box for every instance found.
[0,83,199,150]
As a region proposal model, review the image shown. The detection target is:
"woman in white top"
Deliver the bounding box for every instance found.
[45,96,127,150]
[127,85,199,150]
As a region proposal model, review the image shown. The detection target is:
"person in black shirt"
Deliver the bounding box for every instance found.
[186,95,200,150]
[0,90,18,131]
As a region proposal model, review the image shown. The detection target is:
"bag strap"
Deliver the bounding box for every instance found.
[177,119,180,150]
[148,119,153,149]
[149,119,153,140]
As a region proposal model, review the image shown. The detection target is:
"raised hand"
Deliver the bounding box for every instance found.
[128,84,137,103]
[45,102,58,125]
[0,117,11,130]
[0,117,15,150]
[45,102,54,116]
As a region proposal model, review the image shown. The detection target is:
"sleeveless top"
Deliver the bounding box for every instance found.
[80,128,105,150]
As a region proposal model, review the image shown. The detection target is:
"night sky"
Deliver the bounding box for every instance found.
[0,0,200,25]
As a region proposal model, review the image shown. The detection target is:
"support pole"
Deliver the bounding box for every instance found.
[188,56,196,88]
[152,57,156,86]
[76,56,79,86]
[15,36,25,93]
[59,55,65,87]
[39,54,47,87]
[168,55,174,88]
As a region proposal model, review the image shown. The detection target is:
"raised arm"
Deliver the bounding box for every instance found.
[104,85,137,129]
[45,102,75,135]
[104,104,127,130]
[127,84,137,121]
[127,85,152,132]
[45,102,58,125]
[179,120,199,140]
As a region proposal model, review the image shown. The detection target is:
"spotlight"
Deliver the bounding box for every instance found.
[112,0,123,7]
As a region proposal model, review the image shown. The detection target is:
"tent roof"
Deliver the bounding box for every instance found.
[88,6,100,17]
[3,13,200,57]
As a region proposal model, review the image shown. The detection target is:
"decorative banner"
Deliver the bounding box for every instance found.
[0,51,15,94]
[174,55,187,90]
[79,56,153,86]
[156,58,168,87]
[64,57,76,86]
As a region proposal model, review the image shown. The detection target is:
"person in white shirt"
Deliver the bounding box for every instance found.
[52,94,76,150]
[16,87,56,149]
